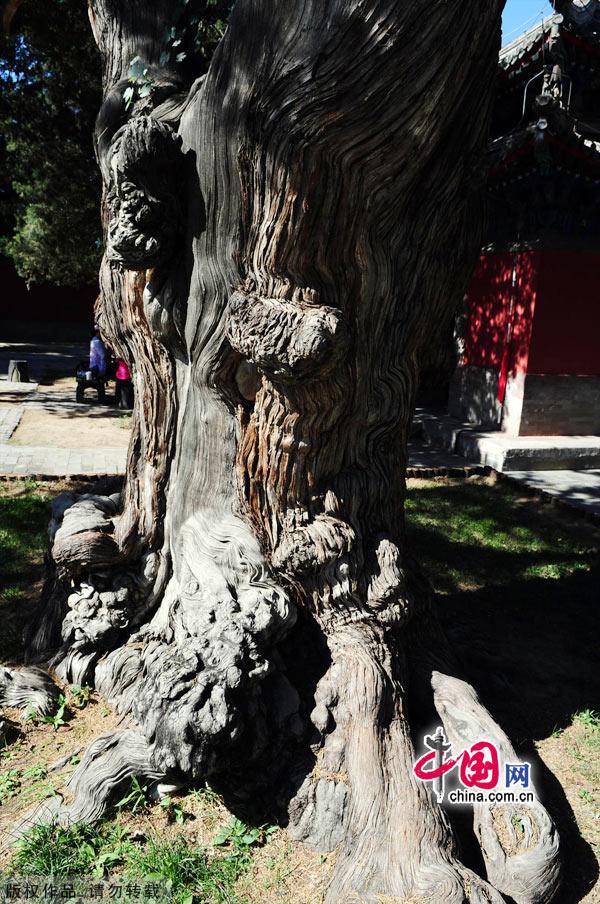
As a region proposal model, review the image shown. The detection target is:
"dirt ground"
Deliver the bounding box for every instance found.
[10,409,131,449]
[36,378,76,394]
[1,370,132,449]
[0,336,133,452]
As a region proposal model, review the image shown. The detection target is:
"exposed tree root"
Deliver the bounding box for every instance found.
[432,672,561,904]
[288,625,509,904]
[8,730,165,846]
[0,667,59,717]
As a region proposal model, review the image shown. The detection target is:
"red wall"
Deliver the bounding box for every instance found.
[463,252,514,369]
[528,251,600,375]
[463,252,538,399]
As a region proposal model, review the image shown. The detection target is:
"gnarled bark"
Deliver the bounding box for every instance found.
[21,2,564,902]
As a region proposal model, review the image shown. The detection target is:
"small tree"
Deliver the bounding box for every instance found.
[19,2,563,901]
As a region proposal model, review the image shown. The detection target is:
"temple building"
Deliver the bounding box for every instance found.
[449,0,600,437]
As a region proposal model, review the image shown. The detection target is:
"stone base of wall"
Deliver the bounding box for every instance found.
[449,367,600,436]
[448,364,502,427]
[516,374,600,436]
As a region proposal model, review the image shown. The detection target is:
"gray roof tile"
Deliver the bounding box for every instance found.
[500,14,560,71]
[500,1,600,73]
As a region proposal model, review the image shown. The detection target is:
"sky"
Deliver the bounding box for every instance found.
[502,0,556,45]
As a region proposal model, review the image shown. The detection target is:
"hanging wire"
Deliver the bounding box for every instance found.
[502,2,556,43]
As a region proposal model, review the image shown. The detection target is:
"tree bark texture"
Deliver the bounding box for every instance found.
[5,2,564,901]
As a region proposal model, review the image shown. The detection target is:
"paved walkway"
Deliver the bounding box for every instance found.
[0,388,108,413]
[416,408,600,471]
[0,351,129,477]
[0,399,127,477]
[412,410,600,519]
[1,414,599,520]
[505,468,600,519]
[0,442,127,477]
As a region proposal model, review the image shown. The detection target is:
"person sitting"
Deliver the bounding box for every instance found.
[89,324,107,378]
[76,325,107,403]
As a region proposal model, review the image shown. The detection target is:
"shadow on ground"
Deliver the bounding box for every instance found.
[14,405,131,421]
[0,342,88,385]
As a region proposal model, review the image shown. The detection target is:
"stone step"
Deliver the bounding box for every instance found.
[416,411,600,472]
[0,380,39,395]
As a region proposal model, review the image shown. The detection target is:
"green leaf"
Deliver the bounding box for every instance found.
[212,826,230,846]
[128,56,146,79]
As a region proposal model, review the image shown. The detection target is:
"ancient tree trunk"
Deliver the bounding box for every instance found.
[7,1,564,901]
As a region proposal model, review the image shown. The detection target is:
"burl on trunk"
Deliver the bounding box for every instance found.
[6,2,563,901]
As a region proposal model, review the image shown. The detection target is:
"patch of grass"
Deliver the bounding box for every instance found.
[8,813,272,903]
[25,694,70,732]
[571,710,600,790]
[125,835,250,904]
[406,478,600,744]
[116,776,150,815]
[0,480,53,662]
[159,796,186,825]
[0,746,20,762]
[41,694,68,731]
[22,764,48,781]
[187,786,221,807]
[574,710,600,732]
[0,768,21,802]
[405,479,598,595]
[69,684,92,709]
[11,823,134,878]
[0,761,59,809]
